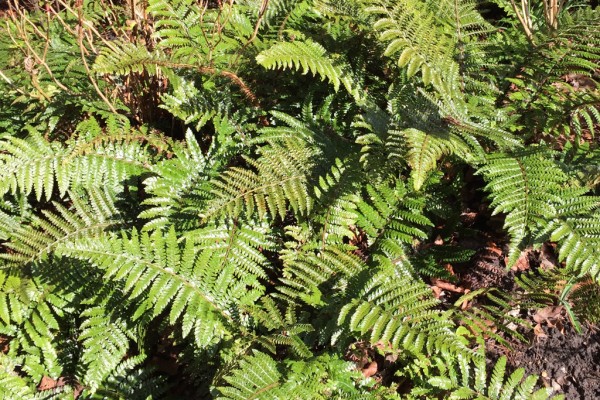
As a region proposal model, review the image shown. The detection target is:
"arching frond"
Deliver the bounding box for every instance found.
[478,150,567,266]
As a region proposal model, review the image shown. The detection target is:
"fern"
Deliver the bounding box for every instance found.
[337,258,475,361]
[0,0,597,397]
[0,353,36,400]
[478,150,568,266]
[205,138,315,220]
[404,128,471,191]
[216,350,384,399]
[0,188,121,265]
[257,39,353,93]
[426,356,562,399]
[0,122,155,200]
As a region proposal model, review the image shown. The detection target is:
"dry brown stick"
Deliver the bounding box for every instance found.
[76,24,118,114]
[509,0,535,46]
[7,16,72,94]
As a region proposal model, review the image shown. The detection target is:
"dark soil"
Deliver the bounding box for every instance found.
[507,325,600,399]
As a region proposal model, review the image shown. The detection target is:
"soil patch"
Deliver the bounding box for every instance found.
[508,325,600,399]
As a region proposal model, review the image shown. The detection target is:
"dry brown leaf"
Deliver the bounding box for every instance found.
[431,285,443,299]
[431,278,465,293]
[511,249,531,272]
[486,242,503,256]
[0,335,9,354]
[444,263,456,276]
[361,361,378,378]
[533,306,563,325]
[533,323,548,338]
[540,243,558,270]
[38,376,66,391]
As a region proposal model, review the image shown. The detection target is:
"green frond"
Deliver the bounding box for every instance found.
[478,150,568,266]
[427,356,562,399]
[216,350,281,400]
[94,41,164,76]
[0,125,153,200]
[278,243,364,305]
[256,39,360,98]
[0,270,64,382]
[205,139,315,220]
[0,354,36,400]
[140,129,216,231]
[85,355,169,400]
[0,189,120,265]
[186,220,275,282]
[79,306,133,392]
[354,180,432,254]
[247,296,314,358]
[337,260,473,361]
[147,0,210,61]
[366,0,470,87]
[404,128,471,191]
[569,278,600,325]
[216,350,378,399]
[548,214,600,280]
[56,225,269,348]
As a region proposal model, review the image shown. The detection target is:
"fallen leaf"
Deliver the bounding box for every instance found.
[38,376,66,391]
[361,361,378,378]
[511,249,531,272]
[533,323,547,338]
[431,285,443,299]
[540,243,558,270]
[485,242,503,256]
[533,306,563,325]
[431,278,465,293]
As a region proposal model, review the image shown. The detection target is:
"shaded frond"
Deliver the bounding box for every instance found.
[404,128,471,191]
[0,188,121,265]
[205,139,315,220]
[257,39,361,99]
[478,150,567,266]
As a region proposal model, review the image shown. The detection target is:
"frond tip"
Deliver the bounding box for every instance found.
[256,39,351,92]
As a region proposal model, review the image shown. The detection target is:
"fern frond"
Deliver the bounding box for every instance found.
[56,225,270,348]
[79,306,133,391]
[140,129,215,231]
[0,270,63,382]
[94,41,164,76]
[278,242,364,305]
[0,354,36,400]
[548,213,600,280]
[427,356,560,399]
[354,180,432,254]
[216,350,281,400]
[337,259,474,361]
[478,150,567,266]
[0,126,153,200]
[84,355,169,400]
[256,39,365,102]
[1,189,121,265]
[216,350,378,399]
[404,128,471,191]
[205,139,315,220]
[366,0,461,86]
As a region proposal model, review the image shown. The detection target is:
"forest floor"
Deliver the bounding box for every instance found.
[439,169,600,400]
[506,325,600,399]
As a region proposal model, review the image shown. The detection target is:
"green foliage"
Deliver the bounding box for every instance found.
[426,356,563,399]
[0,0,597,398]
